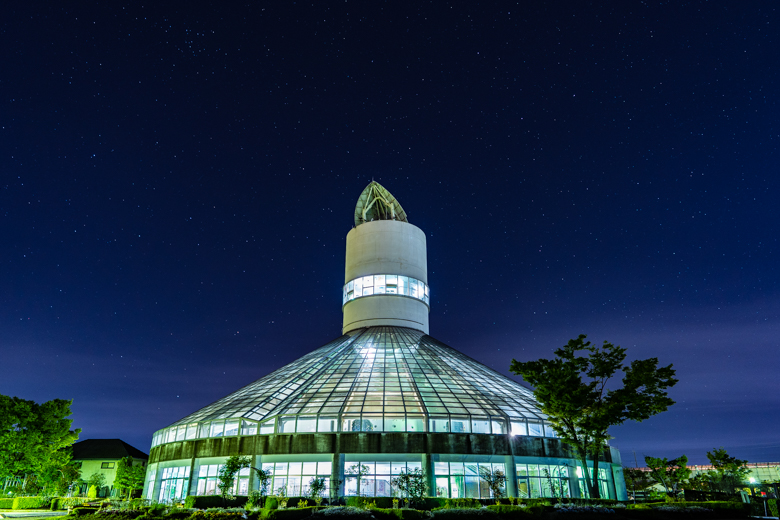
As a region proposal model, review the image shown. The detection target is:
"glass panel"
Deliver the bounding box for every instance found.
[510,421,527,436]
[347,280,353,291]
[406,416,424,432]
[465,463,479,476]
[398,276,408,295]
[175,426,186,441]
[430,417,450,432]
[210,421,224,437]
[297,416,317,433]
[374,274,385,285]
[391,462,406,475]
[436,477,449,498]
[451,417,470,433]
[545,427,558,438]
[260,419,275,434]
[471,417,490,434]
[317,461,332,475]
[465,476,479,498]
[362,276,373,287]
[491,419,507,435]
[302,462,317,475]
[363,287,374,296]
[407,461,421,472]
[241,420,257,436]
[342,416,361,432]
[528,422,543,437]
[318,416,337,432]
[384,416,405,432]
[224,419,239,436]
[278,416,296,433]
[354,278,363,293]
[450,463,465,476]
[386,274,397,285]
[199,423,210,438]
[186,424,198,439]
[434,462,449,475]
[362,415,382,432]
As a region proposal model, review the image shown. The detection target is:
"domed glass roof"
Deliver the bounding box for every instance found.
[166,327,545,431]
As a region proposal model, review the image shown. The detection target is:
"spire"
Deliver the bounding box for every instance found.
[354,181,408,227]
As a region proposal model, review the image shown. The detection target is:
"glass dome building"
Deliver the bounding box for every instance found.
[143,182,626,503]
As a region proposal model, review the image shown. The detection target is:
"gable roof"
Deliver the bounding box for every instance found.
[72,439,148,461]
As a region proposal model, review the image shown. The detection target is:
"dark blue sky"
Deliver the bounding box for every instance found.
[2,2,778,465]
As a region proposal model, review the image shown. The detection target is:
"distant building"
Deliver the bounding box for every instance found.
[72,439,148,497]
[144,182,627,503]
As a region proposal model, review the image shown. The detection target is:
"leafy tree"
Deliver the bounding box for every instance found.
[478,467,506,503]
[391,468,426,508]
[705,447,749,493]
[644,455,691,496]
[0,395,81,483]
[253,467,272,503]
[345,464,370,497]
[308,476,327,505]
[218,455,251,501]
[510,335,677,498]
[113,457,146,499]
[623,467,654,500]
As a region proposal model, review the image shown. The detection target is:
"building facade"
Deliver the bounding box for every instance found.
[72,439,148,497]
[143,182,627,503]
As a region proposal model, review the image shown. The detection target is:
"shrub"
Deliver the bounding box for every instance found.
[267,507,318,520]
[0,497,15,508]
[486,504,535,518]
[265,497,279,510]
[185,496,247,509]
[432,508,499,519]
[441,498,481,510]
[768,499,778,518]
[12,496,50,510]
[72,507,101,516]
[312,506,374,518]
[60,497,94,509]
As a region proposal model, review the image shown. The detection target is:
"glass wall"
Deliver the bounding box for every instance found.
[158,466,190,503]
[343,460,422,497]
[343,274,430,306]
[433,462,505,499]
[262,461,332,497]
[152,415,560,448]
[196,465,250,496]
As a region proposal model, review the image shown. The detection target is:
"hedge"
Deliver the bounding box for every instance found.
[184,496,248,509]
[12,496,50,509]
[432,508,499,519]
[0,497,14,508]
[485,504,539,518]
[72,507,102,516]
[266,507,319,520]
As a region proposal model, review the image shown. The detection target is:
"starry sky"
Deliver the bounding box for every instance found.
[2,2,778,466]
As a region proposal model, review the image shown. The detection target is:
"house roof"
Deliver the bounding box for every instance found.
[71,439,148,461]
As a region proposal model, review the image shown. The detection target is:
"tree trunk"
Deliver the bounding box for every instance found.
[589,457,601,499]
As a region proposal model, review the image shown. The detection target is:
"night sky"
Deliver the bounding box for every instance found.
[3,2,778,466]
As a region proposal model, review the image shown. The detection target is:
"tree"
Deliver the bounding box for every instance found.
[623,467,654,500]
[478,467,506,503]
[345,464,370,497]
[0,395,81,483]
[218,455,251,501]
[253,467,272,503]
[644,455,691,496]
[87,472,106,498]
[114,457,147,499]
[510,335,677,498]
[391,468,426,508]
[705,447,749,493]
[308,477,327,505]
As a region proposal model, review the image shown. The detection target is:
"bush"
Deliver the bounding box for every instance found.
[184,496,248,509]
[267,507,319,520]
[440,498,481,510]
[265,497,279,510]
[486,504,536,518]
[72,507,101,516]
[0,497,15,509]
[12,496,50,510]
[768,499,778,518]
[311,506,374,518]
[60,497,94,509]
[432,508,499,519]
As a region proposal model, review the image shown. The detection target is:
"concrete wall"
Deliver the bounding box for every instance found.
[343,220,429,334]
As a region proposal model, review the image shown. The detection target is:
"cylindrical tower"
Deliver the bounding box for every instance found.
[342,182,430,334]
